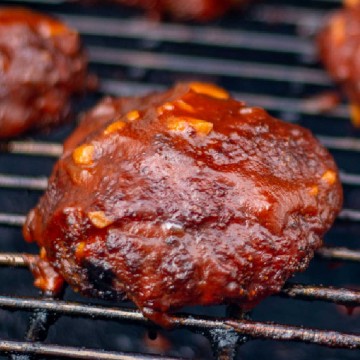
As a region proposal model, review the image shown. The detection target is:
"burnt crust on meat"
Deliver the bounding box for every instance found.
[0,7,89,139]
[318,2,360,124]
[24,82,343,326]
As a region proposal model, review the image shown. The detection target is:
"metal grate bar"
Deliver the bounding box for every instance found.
[338,209,360,222]
[3,0,338,31]
[339,172,360,187]
[0,253,28,267]
[99,79,349,119]
[58,14,314,56]
[1,170,359,192]
[4,137,360,159]
[1,245,359,268]
[227,319,360,349]
[281,284,360,306]
[0,253,359,304]
[0,174,47,191]
[41,64,343,118]
[0,340,183,360]
[88,46,331,85]
[317,135,360,152]
[317,247,360,262]
[0,296,359,349]
[0,141,63,157]
[251,5,328,30]
[2,208,360,228]
[0,214,26,227]
[6,137,360,162]
[1,247,358,268]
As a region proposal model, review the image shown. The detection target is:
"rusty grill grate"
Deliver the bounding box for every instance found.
[0,0,360,359]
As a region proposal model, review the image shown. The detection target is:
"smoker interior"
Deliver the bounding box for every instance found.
[0,0,360,359]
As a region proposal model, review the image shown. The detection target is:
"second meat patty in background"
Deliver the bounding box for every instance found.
[23,82,343,327]
[318,1,360,126]
[0,7,90,139]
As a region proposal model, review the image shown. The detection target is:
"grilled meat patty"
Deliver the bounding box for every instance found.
[24,82,343,326]
[0,8,88,138]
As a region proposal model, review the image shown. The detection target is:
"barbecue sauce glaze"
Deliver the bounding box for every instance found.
[24,83,342,327]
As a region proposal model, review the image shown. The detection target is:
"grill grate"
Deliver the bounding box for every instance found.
[0,0,360,359]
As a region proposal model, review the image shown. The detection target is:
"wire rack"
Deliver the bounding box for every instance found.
[0,0,360,359]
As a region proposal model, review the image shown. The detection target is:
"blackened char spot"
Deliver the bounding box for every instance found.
[83,259,119,300]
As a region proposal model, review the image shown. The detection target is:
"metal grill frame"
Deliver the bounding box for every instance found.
[0,0,360,359]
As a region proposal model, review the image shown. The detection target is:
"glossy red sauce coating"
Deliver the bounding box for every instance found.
[318,3,360,123]
[24,83,342,327]
[0,7,89,138]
